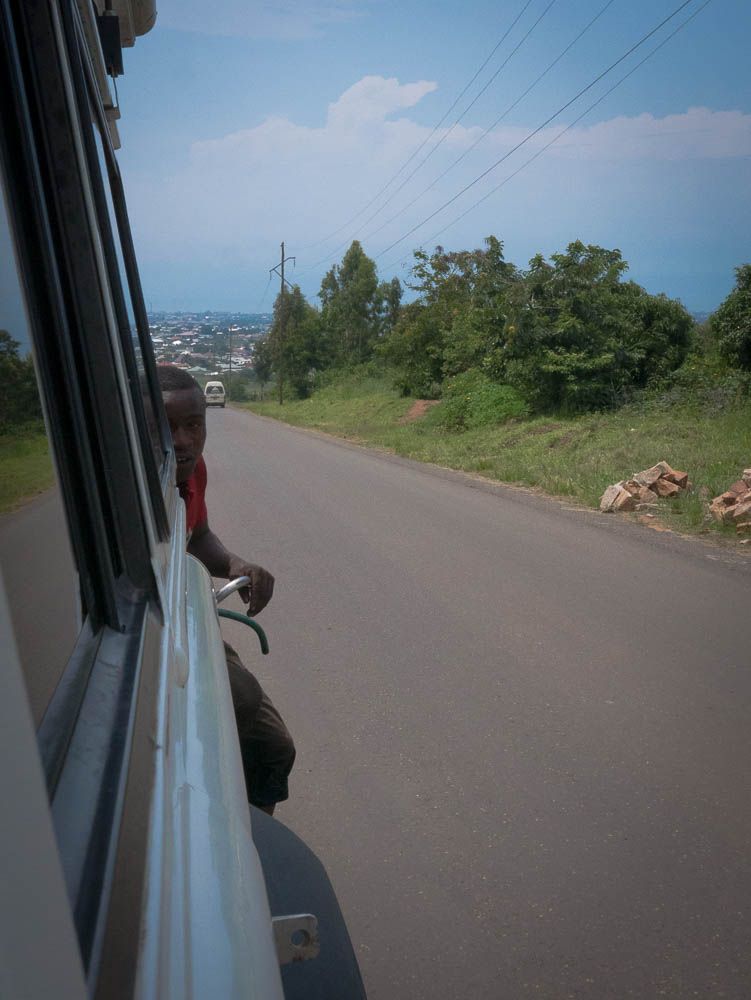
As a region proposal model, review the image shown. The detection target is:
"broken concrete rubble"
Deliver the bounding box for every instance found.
[601,463,751,542]
[599,484,625,511]
[706,471,751,533]
[633,466,663,489]
[731,500,751,523]
[652,478,681,499]
[613,489,637,512]
[600,461,690,512]
[665,469,689,490]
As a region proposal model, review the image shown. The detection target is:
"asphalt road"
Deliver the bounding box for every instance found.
[207,406,751,1000]
[4,404,751,998]
[0,488,77,726]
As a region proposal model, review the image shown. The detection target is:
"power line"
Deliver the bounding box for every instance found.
[295,0,536,256]
[256,272,273,311]
[374,0,698,262]
[301,0,560,275]
[361,0,559,224]
[361,0,619,246]
[384,0,714,273]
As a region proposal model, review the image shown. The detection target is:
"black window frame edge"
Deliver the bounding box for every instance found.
[0,0,172,989]
[0,0,118,630]
[74,6,173,537]
[11,0,159,602]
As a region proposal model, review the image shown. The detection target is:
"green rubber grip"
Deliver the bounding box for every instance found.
[217,609,270,655]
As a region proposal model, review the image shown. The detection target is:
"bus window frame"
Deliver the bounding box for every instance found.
[0,0,120,630]
[2,0,169,617]
[76,10,174,533]
[0,0,175,986]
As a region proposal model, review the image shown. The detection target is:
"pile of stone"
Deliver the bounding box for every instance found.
[706,470,751,534]
[600,461,690,513]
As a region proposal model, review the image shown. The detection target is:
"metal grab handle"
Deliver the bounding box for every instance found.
[217,610,269,655]
[214,576,251,605]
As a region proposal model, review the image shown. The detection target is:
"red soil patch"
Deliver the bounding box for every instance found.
[398,400,440,424]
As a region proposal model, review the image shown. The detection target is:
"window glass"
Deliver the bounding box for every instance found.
[0,182,79,725]
[89,115,167,476]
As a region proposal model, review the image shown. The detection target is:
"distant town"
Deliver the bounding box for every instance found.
[149,311,272,377]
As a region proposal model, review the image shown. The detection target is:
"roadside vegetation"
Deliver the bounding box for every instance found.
[243,246,751,545]
[0,425,53,515]
[0,330,52,514]
[4,238,750,544]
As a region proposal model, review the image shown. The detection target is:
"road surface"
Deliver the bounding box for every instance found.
[3,404,751,998]
[0,488,77,725]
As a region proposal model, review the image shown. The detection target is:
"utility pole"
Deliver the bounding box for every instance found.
[269,241,295,405]
[228,325,232,399]
[279,245,284,405]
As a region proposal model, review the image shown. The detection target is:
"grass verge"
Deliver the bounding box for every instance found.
[241,374,751,545]
[0,425,54,516]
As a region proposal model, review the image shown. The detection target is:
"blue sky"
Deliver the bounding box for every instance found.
[112,0,750,315]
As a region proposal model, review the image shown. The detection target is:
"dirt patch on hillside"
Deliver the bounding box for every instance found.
[399,400,440,423]
[548,429,581,449]
[530,422,564,435]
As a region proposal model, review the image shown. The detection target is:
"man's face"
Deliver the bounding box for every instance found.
[162,387,207,485]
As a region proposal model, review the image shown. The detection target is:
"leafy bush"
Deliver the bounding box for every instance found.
[498,243,693,414]
[651,357,751,415]
[428,369,529,431]
[710,264,751,370]
[227,378,249,402]
[382,301,445,397]
[0,331,42,429]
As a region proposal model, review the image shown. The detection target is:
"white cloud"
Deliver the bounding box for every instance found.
[184,93,751,198]
[177,76,456,240]
[327,76,437,129]
[549,107,751,161]
[155,0,368,40]
[189,77,439,167]
[127,77,751,309]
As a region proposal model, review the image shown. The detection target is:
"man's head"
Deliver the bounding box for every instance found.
[157,365,206,485]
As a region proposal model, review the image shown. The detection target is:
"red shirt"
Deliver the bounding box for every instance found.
[179,456,208,538]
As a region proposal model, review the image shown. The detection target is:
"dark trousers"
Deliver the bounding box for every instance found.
[224,642,296,808]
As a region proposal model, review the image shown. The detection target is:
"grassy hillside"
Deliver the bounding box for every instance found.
[242,372,751,545]
[0,425,54,515]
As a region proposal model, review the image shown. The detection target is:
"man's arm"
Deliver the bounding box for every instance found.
[188,519,274,615]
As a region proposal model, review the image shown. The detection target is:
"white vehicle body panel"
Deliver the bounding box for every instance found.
[0,572,88,1000]
[136,547,283,999]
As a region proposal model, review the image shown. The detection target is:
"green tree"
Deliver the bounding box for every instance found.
[268,285,324,401]
[227,378,249,402]
[375,276,403,340]
[710,264,751,369]
[0,330,43,428]
[319,241,380,366]
[382,300,445,397]
[252,335,273,397]
[382,237,519,395]
[500,241,692,412]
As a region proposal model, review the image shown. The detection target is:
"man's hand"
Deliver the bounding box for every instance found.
[228,557,275,616]
[186,522,274,614]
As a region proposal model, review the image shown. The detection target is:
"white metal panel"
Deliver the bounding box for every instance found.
[0,570,88,1000]
[135,548,284,999]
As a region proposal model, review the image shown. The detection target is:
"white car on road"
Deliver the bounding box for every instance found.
[205,380,226,406]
